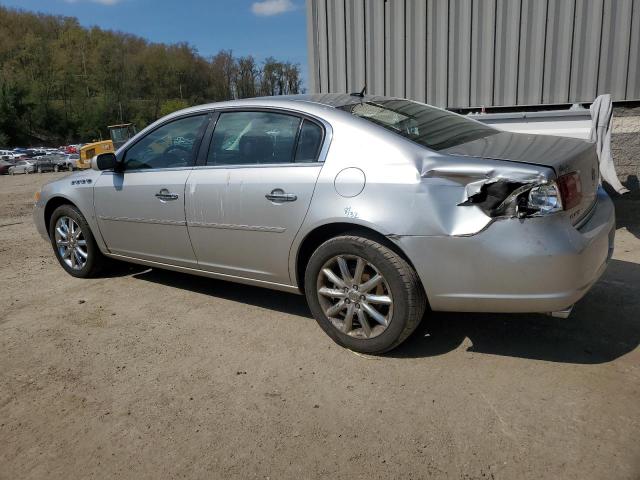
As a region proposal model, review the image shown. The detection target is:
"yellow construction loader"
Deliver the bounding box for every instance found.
[77,123,136,169]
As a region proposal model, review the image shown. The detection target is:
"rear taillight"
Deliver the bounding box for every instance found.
[557,172,582,210]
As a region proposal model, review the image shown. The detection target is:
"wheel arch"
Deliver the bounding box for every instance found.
[293,222,420,293]
[44,196,79,235]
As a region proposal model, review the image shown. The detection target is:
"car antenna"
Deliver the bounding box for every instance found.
[350,85,366,97]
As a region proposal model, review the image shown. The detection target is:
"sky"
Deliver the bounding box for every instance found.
[0,0,309,84]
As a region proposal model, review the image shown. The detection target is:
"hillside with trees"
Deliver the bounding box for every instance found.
[0,6,303,147]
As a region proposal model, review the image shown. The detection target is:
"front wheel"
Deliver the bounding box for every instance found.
[49,204,106,278]
[304,235,426,354]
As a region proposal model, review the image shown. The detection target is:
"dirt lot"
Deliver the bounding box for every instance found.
[1,172,639,480]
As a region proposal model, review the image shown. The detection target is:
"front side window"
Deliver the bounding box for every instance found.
[338,100,497,151]
[207,111,303,166]
[123,114,208,170]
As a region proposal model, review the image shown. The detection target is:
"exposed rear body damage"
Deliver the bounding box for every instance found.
[443,131,601,226]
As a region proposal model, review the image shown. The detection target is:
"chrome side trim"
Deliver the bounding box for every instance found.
[100,166,194,174]
[98,215,186,226]
[104,252,301,294]
[187,221,286,233]
[191,163,322,171]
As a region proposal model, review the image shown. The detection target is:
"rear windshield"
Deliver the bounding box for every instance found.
[338,99,497,151]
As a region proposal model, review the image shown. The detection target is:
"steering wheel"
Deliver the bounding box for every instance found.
[162,144,191,166]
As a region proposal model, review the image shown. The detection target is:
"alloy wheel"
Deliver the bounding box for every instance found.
[316,254,393,339]
[54,216,88,270]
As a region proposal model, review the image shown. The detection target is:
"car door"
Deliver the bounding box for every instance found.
[185,109,327,285]
[94,113,210,267]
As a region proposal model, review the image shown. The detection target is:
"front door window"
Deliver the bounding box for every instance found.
[123,115,209,170]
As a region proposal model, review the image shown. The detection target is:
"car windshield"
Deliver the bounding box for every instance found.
[337,99,498,151]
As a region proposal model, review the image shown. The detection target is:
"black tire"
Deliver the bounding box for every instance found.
[304,235,426,354]
[49,204,106,278]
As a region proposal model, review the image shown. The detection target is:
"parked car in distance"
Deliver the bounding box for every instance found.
[34,155,57,173]
[33,154,74,173]
[66,154,79,170]
[9,159,35,175]
[1,150,21,161]
[0,159,12,175]
[33,94,615,354]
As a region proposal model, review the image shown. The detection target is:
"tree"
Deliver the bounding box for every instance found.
[0,6,304,146]
[236,56,259,99]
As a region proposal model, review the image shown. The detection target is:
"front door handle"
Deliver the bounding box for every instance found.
[155,188,179,201]
[265,188,297,203]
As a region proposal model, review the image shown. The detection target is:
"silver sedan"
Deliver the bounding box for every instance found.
[33,94,615,353]
[10,160,35,175]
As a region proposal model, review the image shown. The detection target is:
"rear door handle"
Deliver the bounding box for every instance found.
[155,188,179,201]
[265,188,297,203]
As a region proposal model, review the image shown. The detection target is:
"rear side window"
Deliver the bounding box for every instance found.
[338,100,497,151]
[207,111,301,166]
[294,120,323,163]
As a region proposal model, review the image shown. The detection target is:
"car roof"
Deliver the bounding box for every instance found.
[163,93,404,120]
[272,93,397,108]
[125,93,420,153]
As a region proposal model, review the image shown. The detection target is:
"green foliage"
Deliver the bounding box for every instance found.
[0,6,303,147]
[159,99,189,118]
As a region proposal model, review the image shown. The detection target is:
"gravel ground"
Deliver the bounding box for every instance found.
[1,172,639,480]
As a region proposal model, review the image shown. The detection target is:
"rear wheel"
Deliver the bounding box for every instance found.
[304,235,426,354]
[49,204,106,278]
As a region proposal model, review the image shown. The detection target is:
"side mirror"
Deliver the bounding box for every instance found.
[91,152,118,171]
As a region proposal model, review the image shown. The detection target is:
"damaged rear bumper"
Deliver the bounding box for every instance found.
[393,187,615,313]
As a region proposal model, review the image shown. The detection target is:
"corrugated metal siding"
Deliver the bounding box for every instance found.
[598,0,634,98]
[345,0,366,93]
[385,0,405,97]
[628,0,640,99]
[365,0,386,95]
[517,0,547,105]
[426,0,449,107]
[493,0,520,106]
[448,0,472,108]
[470,0,495,107]
[543,0,575,104]
[307,0,640,107]
[406,0,427,102]
[326,0,347,93]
